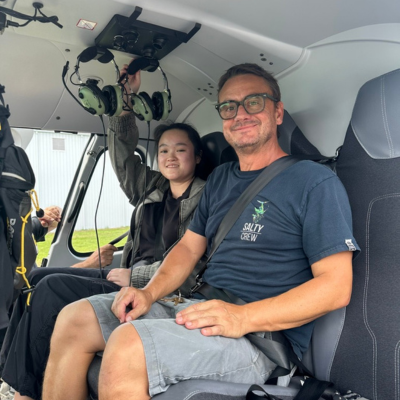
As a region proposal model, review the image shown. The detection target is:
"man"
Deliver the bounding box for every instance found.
[42,63,358,400]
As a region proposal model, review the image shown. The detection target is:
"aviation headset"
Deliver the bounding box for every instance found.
[62,46,172,121]
[127,57,172,122]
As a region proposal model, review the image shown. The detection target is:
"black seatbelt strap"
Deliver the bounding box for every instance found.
[187,155,345,400]
[245,378,340,400]
[246,384,284,400]
[187,155,344,397]
[196,280,313,378]
[190,155,300,294]
[108,230,129,246]
[189,155,303,376]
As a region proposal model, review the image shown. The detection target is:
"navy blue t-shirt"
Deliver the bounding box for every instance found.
[189,160,359,357]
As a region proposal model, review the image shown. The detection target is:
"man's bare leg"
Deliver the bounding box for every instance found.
[42,299,105,400]
[99,323,149,400]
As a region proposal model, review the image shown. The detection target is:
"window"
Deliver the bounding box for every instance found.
[71,150,136,255]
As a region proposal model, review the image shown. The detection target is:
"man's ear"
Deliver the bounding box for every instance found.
[276,101,284,126]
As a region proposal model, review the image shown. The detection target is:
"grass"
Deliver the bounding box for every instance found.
[36,226,130,266]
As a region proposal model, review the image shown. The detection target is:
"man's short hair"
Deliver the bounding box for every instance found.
[218,63,281,102]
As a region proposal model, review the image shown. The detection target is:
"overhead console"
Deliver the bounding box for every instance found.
[95,6,201,60]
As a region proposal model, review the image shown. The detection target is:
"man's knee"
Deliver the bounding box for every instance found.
[52,299,95,342]
[100,324,149,397]
[103,324,143,366]
[51,299,105,355]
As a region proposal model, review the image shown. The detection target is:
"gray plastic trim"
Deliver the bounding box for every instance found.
[278,110,297,154]
[351,68,400,159]
[310,307,346,382]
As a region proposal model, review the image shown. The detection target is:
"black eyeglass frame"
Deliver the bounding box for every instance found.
[215,92,279,120]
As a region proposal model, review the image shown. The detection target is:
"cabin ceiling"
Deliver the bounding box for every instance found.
[1,0,400,136]
[6,0,400,49]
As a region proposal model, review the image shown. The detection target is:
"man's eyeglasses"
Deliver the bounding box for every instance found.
[215,93,279,120]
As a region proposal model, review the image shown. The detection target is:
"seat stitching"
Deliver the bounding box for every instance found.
[395,341,400,400]
[365,193,400,399]
[380,76,394,158]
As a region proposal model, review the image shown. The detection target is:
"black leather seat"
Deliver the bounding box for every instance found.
[197,130,238,181]
[330,68,400,399]
[151,70,400,399]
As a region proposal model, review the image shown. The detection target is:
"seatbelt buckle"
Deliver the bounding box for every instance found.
[189,276,204,297]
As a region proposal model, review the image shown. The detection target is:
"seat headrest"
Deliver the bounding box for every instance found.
[197,131,238,180]
[351,68,400,159]
[278,110,321,156]
[198,111,321,180]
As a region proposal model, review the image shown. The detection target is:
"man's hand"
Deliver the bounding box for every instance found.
[111,287,153,323]
[106,268,131,287]
[72,244,117,269]
[38,206,62,232]
[175,300,248,338]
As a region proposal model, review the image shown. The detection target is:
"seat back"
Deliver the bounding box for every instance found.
[198,111,322,182]
[325,69,400,399]
[197,131,238,180]
[278,110,321,156]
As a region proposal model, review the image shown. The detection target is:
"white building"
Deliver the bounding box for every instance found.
[26,131,133,231]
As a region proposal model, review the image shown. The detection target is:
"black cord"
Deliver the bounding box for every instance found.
[119,77,135,112]
[133,121,152,267]
[144,121,151,181]
[0,5,62,29]
[69,70,81,87]
[15,7,35,28]
[139,121,151,217]
[159,66,173,113]
[143,121,151,200]
[95,116,108,291]
[62,62,96,115]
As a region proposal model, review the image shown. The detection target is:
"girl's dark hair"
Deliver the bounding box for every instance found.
[154,122,203,158]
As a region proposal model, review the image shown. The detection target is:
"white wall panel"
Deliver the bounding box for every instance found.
[26,131,133,230]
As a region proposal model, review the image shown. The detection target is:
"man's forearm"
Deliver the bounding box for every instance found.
[242,251,353,334]
[143,245,198,302]
[143,231,207,302]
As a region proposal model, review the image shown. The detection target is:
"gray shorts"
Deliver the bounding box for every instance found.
[87,292,277,397]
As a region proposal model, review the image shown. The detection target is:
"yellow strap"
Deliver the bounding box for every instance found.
[15,207,33,305]
[30,189,41,213]
[15,189,42,306]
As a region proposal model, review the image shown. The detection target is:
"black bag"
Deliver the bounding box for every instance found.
[0,85,37,330]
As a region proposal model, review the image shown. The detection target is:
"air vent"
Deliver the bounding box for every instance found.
[196,82,216,97]
[259,53,274,66]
